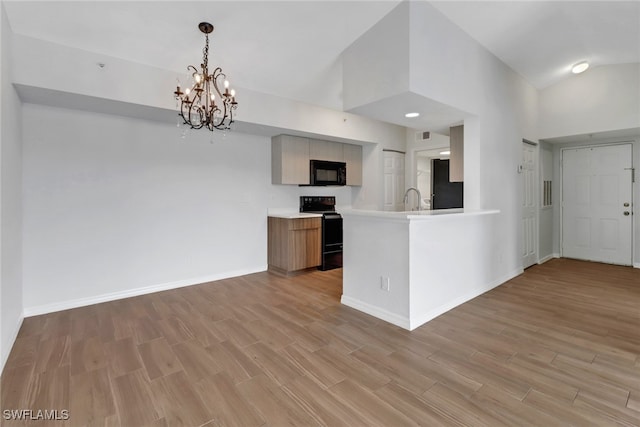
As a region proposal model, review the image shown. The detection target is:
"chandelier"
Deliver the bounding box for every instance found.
[173,22,238,131]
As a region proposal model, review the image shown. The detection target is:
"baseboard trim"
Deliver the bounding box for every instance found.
[23,265,268,317]
[342,268,522,331]
[538,254,555,264]
[634,262,640,269]
[340,296,411,330]
[1,312,24,375]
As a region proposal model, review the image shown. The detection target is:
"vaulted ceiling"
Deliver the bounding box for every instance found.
[4,1,639,129]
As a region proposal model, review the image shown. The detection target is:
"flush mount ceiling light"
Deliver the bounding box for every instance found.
[405,112,420,118]
[571,61,589,74]
[173,22,238,131]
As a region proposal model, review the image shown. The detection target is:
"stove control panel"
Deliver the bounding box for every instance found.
[300,196,336,213]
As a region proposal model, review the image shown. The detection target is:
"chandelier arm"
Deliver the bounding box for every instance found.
[181,99,205,129]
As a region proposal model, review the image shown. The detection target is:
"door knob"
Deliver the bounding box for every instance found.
[624,211,630,216]
[623,202,630,207]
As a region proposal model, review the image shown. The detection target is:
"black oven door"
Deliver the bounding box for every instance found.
[321,214,343,270]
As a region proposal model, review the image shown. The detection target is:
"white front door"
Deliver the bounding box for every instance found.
[562,144,633,265]
[383,151,405,211]
[522,142,538,268]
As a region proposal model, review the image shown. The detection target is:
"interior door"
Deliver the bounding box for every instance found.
[383,151,405,211]
[431,159,463,209]
[562,144,633,265]
[522,142,538,268]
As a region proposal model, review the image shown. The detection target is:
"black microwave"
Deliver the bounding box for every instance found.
[310,160,346,186]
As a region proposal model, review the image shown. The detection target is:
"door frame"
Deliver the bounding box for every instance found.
[559,142,634,264]
[521,139,539,269]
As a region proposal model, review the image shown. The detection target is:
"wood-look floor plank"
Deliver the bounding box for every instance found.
[313,345,391,391]
[2,258,638,426]
[389,348,483,397]
[110,369,160,426]
[243,341,305,386]
[170,339,222,383]
[373,381,462,426]
[523,389,619,426]
[194,372,265,427]
[69,368,115,426]
[137,337,183,381]
[103,337,142,378]
[236,374,318,426]
[33,336,70,374]
[627,391,640,412]
[23,365,70,426]
[282,375,370,427]
[350,345,437,395]
[131,316,163,345]
[469,384,568,427]
[70,335,107,376]
[572,391,640,427]
[280,343,346,389]
[149,371,211,426]
[428,350,532,400]
[470,350,579,402]
[421,382,509,427]
[0,364,34,411]
[327,379,416,426]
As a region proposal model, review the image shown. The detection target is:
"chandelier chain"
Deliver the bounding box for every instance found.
[203,33,209,72]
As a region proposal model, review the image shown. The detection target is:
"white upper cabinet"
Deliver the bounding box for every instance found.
[343,144,363,186]
[271,135,310,185]
[309,139,344,162]
[449,125,464,182]
[272,135,362,186]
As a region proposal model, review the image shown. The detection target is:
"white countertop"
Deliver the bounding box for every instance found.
[268,212,323,219]
[341,208,500,220]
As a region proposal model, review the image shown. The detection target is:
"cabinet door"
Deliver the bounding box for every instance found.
[289,228,321,270]
[272,135,310,185]
[449,125,464,182]
[309,139,344,162]
[343,144,363,186]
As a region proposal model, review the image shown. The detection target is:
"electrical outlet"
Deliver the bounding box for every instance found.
[380,276,390,292]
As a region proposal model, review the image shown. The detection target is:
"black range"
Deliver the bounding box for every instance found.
[300,196,343,271]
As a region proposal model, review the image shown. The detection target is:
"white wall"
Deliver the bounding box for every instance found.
[539,64,640,140]
[0,3,24,373]
[17,105,295,313]
[342,1,410,111]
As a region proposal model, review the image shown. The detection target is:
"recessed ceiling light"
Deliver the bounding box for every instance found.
[440,150,450,155]
[571,61,589,74]
[405,112,420,118]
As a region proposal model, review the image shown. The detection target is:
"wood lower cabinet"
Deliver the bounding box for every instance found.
[268,217,321,275]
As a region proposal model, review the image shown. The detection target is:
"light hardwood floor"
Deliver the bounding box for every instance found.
[1,258,639,426]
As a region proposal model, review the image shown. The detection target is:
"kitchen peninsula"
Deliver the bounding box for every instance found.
[341,208,502,330]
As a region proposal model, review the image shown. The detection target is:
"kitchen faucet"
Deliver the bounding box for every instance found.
[403,187,422,211]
